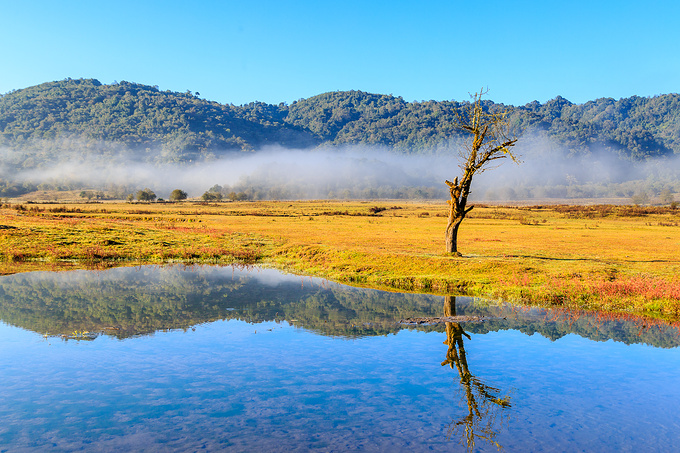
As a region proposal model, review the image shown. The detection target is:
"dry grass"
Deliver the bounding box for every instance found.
[1,200,680,318]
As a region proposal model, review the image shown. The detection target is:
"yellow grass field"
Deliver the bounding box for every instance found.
[1,199,680,319]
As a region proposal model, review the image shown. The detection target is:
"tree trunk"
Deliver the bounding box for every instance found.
[444,295,456,316]
[445,176,472,256]
[446,215,464,255]
[442,296,471,377]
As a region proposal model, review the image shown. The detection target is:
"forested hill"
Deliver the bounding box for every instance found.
[0,79,318,163]
[1,78,679,164]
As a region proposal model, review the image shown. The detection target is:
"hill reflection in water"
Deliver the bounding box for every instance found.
[0,264,678,347]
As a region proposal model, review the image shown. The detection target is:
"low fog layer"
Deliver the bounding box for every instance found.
[1,134,679,201]
[473,133,680,200]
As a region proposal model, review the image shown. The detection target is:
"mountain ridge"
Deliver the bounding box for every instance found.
[1,78,679,164]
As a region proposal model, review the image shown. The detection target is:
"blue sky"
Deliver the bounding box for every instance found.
[1,0,678,106]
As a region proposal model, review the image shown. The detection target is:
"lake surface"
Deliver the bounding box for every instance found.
[1,265,679,452]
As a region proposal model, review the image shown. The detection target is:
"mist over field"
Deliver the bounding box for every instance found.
[0,145,453,198]
[1,134,679,201]
[473,133,680,201]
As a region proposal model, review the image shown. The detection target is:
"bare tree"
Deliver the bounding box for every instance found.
[446,90,519,255]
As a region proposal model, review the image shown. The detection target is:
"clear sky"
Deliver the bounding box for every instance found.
[1,0,678,107]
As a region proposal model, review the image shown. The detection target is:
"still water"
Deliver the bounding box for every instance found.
[1,265,679,452]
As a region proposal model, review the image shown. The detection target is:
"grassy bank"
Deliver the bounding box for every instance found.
[1,200,680,319]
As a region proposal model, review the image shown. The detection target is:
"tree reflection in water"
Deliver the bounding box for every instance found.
[441,296,512,452]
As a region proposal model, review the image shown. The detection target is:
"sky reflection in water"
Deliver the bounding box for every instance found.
[1,265,679,452]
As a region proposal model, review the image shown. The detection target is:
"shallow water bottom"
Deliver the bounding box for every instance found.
[1,318,679,452]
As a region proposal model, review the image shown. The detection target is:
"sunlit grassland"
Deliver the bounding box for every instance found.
[1,200,679,318]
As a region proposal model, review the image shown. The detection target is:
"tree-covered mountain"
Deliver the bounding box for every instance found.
[1,78,679,165]
[0,78,317,164]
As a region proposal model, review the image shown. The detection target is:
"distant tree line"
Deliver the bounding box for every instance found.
[198,182,446,202]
